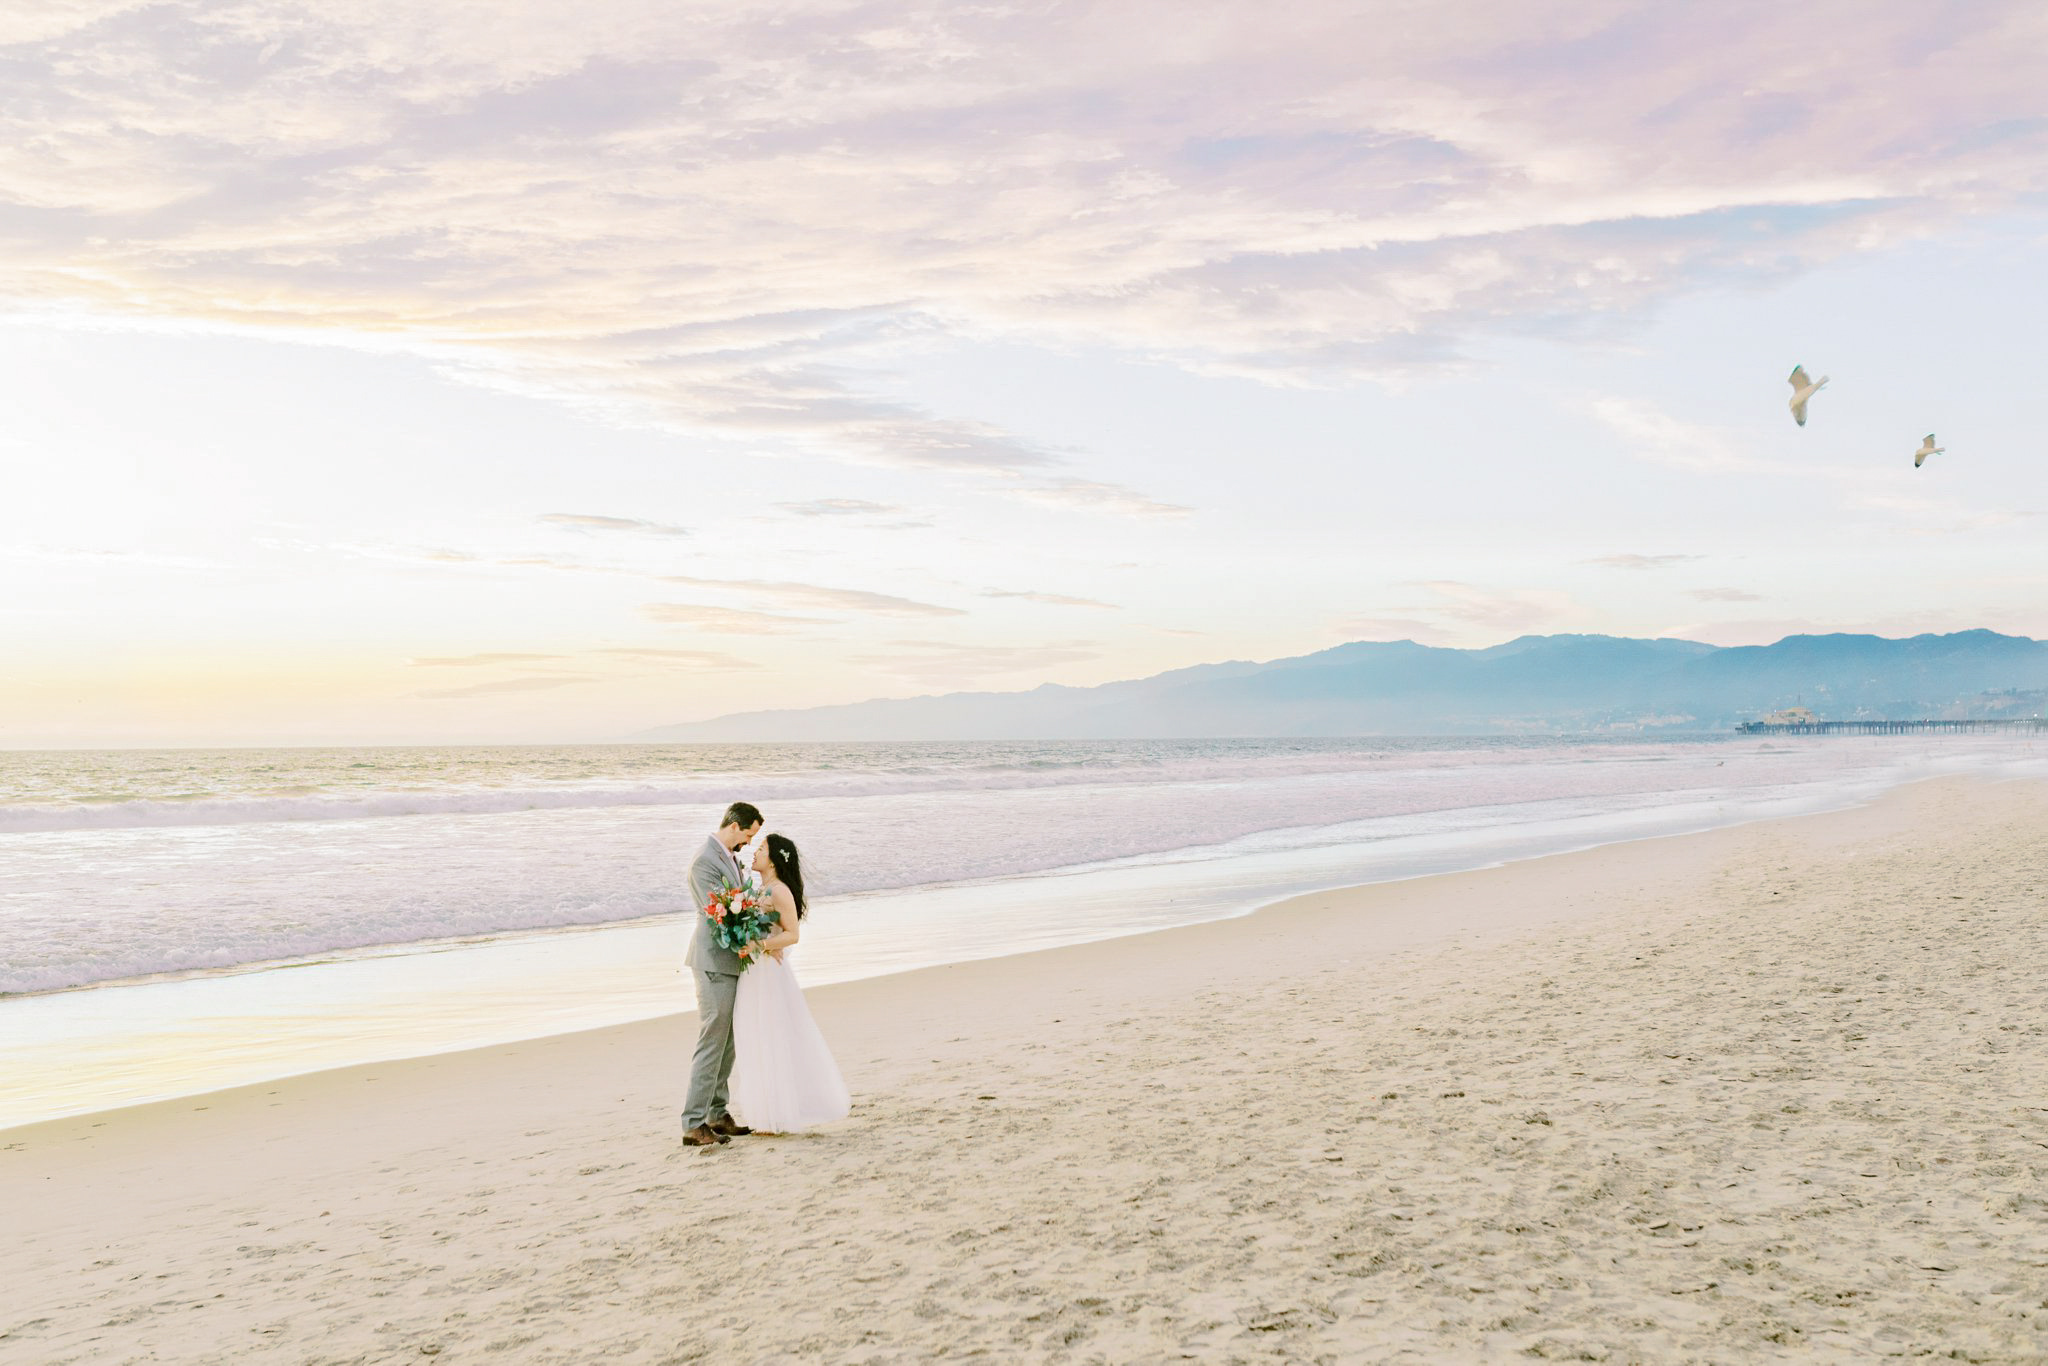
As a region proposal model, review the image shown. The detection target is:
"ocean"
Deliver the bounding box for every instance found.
[3,734,2042,1126]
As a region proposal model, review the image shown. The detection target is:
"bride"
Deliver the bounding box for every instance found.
[730,833,850,1134]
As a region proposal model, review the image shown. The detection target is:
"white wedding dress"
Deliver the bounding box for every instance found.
[730,952,850,1133]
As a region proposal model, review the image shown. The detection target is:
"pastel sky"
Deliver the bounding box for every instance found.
[4,1,2046,747]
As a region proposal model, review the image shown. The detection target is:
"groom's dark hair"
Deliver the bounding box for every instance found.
[720,801,763,830]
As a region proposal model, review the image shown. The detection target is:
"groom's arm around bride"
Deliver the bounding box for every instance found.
[680,801,763,1146]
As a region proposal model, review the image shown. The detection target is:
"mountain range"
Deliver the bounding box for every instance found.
[635,630,2048,741]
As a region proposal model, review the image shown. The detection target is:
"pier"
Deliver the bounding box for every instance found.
[1735,718,2047,736]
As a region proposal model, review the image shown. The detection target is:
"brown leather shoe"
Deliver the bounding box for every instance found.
[709,1113,753,1137]
[682,1123,729,1147]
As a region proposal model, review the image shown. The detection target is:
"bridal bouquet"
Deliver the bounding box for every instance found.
[702,876,781,970]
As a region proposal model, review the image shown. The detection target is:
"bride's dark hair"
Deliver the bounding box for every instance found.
[765,833,807,919]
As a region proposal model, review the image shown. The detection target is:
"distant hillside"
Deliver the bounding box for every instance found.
[634,631,2048,741]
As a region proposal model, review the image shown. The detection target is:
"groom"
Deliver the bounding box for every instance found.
[681,801,764,1148]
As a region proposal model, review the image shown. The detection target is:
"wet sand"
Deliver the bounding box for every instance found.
[5,776,2045,1363]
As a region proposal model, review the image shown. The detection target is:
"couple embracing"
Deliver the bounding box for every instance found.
[680,802,850,1148]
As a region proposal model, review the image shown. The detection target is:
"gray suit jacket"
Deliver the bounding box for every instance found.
[683,834,746,975]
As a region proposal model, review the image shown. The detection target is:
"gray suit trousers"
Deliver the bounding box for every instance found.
[683,967,739,1128]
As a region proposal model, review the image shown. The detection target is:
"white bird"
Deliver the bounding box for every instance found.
[1914,433,1943,468]
[1787,365,1828,426]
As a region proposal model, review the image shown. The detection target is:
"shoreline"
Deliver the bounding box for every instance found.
[1,762,2013,1131]
[5,775,2045,1360]
[14,731,2036,1002]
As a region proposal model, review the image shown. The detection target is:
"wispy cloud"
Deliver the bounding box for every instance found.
[641,603,831,634]
[982,590,1119,609]
[2,543,226,571]
[329,542,607,575]
[1844,491,2042,537]
[1583,398,1759,475]
[410,645,757,671]
[1407,580,1581,634]
[20,4,2031,509]
[496,555,613,571]
[1340,581,1586,643]
[540,513,689,537]
[770,497,933,529]
[1011,481,1192,518]
[660,576,963,617]
[850,638,1101,685]
[591,647,758,669]
[1581,395,1884,480]
[776,499,904,517]
[412,675,594,700]
[1586,553,1703,571]
[1687,587,1764,603]
[1337,615,1456,645]
[408,652,570,667]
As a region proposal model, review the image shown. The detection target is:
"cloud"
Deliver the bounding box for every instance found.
[16,3,2036,508]
[540,513,689,537]
[0,543,226,571]
[770,496,934,529]
[641,603,831,634]
[412,675,593,700]
[495,555,613,571]
[776,498,904,517]
[1340,582,1585,644]
[591,647,758,669]
[1582,395,1880,480]
[1843,491,2042,537]
[982,590,1119,609]
[850,638,1101,685]
[323,544,975,619]
[1010,481,1192,517]
[408,645,758,672]
[1586,553,1704,571]
[328,542,608,574]
[660,576,963,617]
[1582,398,1759,475]
[408,652,569,666]
[1686,587,1763,603]
[1336,615,1457,645]
[1406,580,1581,634]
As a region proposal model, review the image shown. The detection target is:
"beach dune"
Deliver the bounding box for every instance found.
[5,777,2046,1362]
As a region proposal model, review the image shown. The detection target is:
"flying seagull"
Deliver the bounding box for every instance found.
[1787,365,1828,427]
[1914,433,1943,468]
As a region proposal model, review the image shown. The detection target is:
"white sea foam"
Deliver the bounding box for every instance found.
[1,736,2037,995]
[0,740,1657,832]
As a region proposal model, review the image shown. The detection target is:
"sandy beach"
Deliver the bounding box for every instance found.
[5,774,2046,1363]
